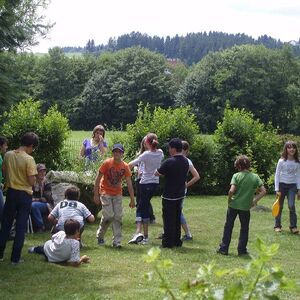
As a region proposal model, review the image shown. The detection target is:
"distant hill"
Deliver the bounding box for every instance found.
[61,31,300,65]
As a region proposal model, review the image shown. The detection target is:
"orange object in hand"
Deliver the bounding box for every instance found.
[272,192,281,217]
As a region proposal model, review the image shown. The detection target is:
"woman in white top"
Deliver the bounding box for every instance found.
[274,141,300,234]
[128,133,163,245]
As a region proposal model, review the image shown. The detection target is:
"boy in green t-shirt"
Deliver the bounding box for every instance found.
[217,155,266,256]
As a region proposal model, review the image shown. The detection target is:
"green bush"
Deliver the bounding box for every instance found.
[125,104,199,159]
[213,106,281,193]
[0,99,70,170]
[188,134,217,194]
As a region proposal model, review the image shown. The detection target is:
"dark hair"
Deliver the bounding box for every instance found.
[65,186,80,200]
[0,136,7,146]
[20,132,39,148]
[64,219,80,236]
[234,155,251,171]
[168,138,183,152]
[145,133,158,150]
[92,125,105,138]
[281,141,299,162]
[182,141,189,152]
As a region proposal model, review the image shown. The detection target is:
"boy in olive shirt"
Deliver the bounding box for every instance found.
[217,155,266,256]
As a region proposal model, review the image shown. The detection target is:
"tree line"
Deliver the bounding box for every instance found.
[62,31,300,65]
[1,44,300,134]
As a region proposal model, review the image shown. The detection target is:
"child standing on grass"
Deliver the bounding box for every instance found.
[217,155,266,256]
[134,136,156,224]
[94,144,135,248]
[181,141,200,241]
[128,133,163,245]
[274,141,300,234]
[28,219,90,266]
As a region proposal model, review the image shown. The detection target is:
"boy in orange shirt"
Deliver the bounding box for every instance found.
[94,144,135,248]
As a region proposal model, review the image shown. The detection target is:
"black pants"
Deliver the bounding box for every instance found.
[219,207,250,254]
[135,179,155,222]
[162,198,183,248]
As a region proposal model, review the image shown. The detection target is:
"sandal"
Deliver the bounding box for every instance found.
[290,227,299,234]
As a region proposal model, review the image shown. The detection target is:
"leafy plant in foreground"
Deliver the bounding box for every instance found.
[143,238,296,299]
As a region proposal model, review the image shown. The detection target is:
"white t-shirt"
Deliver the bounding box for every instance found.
[51,200,92,229]
[131,149,164,184]
[274,158,300,191]
[44,231,80,263]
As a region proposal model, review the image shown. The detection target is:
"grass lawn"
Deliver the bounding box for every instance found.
[0,195,299,299]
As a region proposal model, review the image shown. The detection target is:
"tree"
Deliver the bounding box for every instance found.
[177,45,300,133]
[0,0,53,51]
[74,47,176,129]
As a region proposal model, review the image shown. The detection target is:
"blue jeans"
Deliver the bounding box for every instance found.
[136,183,158,223]
[0,188,32,262]
[31,201,48,229]
[219,207,250,254]
[0,188,4,222]
[275,183,297,229]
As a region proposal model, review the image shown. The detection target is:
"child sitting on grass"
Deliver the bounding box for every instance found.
[28,219,90,266]
[217,155,266,256]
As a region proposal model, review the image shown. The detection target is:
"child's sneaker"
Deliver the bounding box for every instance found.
[140,238,149,245]
[28,247,35,254]
[274,227,282,233]
[97,238,105,246]
[290,227,299,234]
[216,248,228,256]
[182,234,193,241]
[11,259,24,266]
[156,233,164,239]
[128,233,144,244]
[112,242,122,249]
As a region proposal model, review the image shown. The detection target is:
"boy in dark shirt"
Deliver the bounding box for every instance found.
[155,138,189,248]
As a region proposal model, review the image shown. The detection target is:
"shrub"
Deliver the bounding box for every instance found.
[188,134,217,195]
[213,106,281,193]
[125,104,200,159]
[0,99,70,170]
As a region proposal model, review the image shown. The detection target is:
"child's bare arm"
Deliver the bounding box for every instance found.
[252,186,267,206]
[86,214,95,223]
[228,185,236,202]
[48,214,57,224]
[125,177,135,208]
[66,255,90,267]
[186,165,200,188]
[93,171,102,205]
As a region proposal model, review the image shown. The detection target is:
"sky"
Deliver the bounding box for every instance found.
[32,0,300,53]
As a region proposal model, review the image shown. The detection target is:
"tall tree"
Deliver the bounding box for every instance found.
[0,0,53,51]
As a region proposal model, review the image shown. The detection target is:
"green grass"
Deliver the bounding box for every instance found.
[0,195,299,299]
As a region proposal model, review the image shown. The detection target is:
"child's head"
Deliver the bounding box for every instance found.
[112,143,124,161]
[182,140,189,156]
[145,133,159,151]
[65,186,80,201]
[168,138,183,155]
[92,125,105,139]
[20,132,39,152]
[36,163,47,180]
[234,155,250,171]
[281,141,299,162]
[0,136,8,154]
[64,219,80,237]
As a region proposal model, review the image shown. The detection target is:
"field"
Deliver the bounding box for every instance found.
[0,195,299,300]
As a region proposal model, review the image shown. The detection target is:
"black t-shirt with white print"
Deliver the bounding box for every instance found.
[157,154,189,200]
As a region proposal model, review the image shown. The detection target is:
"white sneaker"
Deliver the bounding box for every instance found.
[140,238,149,245]
[128,233,144,244]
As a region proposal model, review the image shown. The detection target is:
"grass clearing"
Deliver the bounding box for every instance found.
[0,195,299,299]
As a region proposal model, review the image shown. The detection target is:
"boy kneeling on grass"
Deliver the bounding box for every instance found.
[28,219,90,266]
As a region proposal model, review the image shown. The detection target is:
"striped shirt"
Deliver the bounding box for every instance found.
[50,199,92,228]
